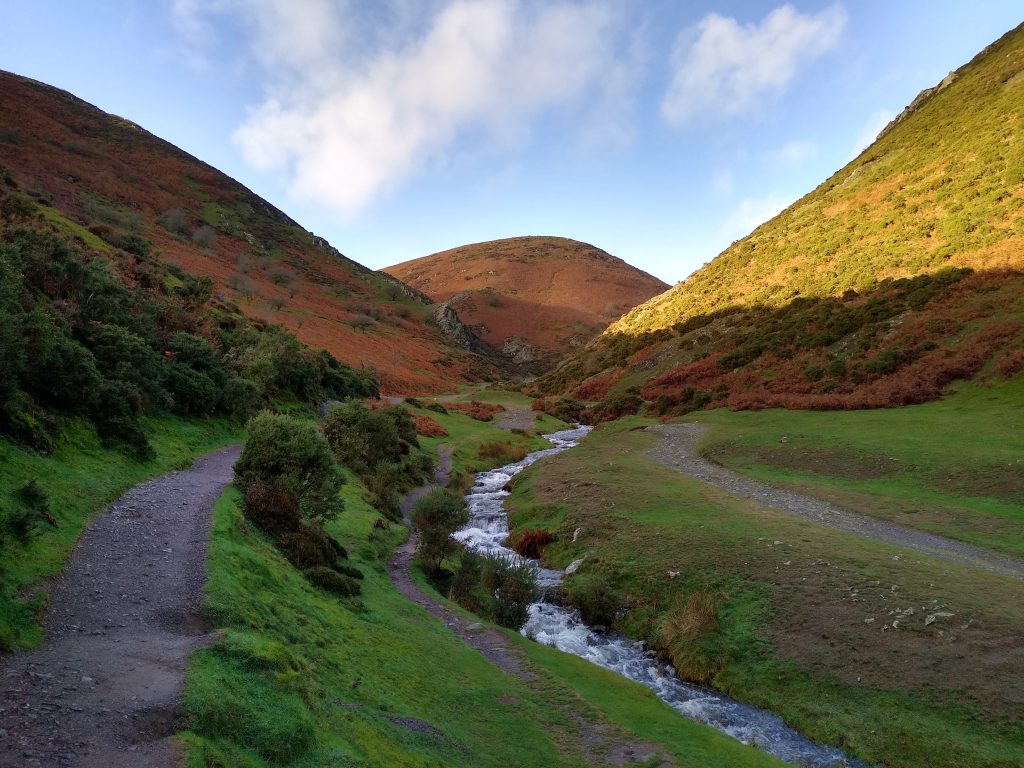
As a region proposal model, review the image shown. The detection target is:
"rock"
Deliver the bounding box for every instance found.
[465,623,484,632]
[572,527,582,542]
[564,557,585,575]
[925,611,955,626]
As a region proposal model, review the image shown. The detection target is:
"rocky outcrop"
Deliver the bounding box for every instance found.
[433,300,487,353]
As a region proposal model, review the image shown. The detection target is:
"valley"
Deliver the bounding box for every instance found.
[1,12,1023,768]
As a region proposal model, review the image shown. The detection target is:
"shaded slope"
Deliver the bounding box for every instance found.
[538,24,1024,412]
[0,70,486,394]
[384,236,667,369]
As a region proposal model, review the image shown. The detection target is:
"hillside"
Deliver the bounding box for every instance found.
[384,236,667,371]
[537,24,1024,414]
[0,70,489,394]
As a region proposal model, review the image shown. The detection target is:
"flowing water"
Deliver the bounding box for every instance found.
[453,426,868,768]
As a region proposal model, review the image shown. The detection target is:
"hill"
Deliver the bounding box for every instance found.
[0,70,488,394]
[536,24,1024,415]
[384,236,668,372]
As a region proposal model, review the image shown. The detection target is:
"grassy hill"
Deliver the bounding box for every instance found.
[0,70,489,394]
[384,236,667,371]
[537,24,1024,413]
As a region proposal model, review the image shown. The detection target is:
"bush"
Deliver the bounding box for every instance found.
[449,550,539,630]
[234,412,343,524]
[510,529,554,559]
[4,481,58,543]
[277,523,341,571]
[243,482,300,537]
[412,489,469,572]
[322,402,417,476]
[221,377,262,422]
[303,567,361,596]
[566,574,621,627]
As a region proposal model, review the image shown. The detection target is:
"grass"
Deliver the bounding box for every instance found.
[693,377,1024,556]
[182,468,785,767]
[505,416,1024,768]
[0,415,243,650]
[403,401,567,474]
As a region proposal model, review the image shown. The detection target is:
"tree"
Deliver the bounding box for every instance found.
[411,489,468,572]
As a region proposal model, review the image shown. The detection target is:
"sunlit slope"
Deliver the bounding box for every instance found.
[385,236,667,362]
[0,70,487,394]
[612,22,1024,336]
[537,24,1024,412]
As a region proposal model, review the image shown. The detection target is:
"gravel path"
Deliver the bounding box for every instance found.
[648,423,1024,580]
[0,445,242,767]
[495,406,535,432]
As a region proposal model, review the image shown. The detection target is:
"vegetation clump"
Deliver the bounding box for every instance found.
[449,549,539,630]
[411,489,469,572]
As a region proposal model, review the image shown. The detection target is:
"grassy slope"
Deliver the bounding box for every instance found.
[506,418,1024,768]
[183,451,781,767]
[538,25,1024,408]
[694,377,1024,557]
[0,416,242,650]
[0,70,483,394]
[612,24,1024,334]
[384,236,668,358]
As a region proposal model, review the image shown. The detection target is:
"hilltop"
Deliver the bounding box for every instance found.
[537,24,1024,414]
[0,70,489,394]
[384,236,667,372]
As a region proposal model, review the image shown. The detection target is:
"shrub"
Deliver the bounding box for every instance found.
[413,414,447,437]
[304,566,361,596]
[243,481,300,537]
[192,225,217,249]
[220,377,262,422]
[510,528,554,559]
[322,402,417,477]
[449,550,539,630]
[158,207,191,237]
[445,401,505,421]
[5,481,58,543]
[412,489,469,572]
[234,412,343,523]
[566,574,621,627]
[479,553,539,629]
[278,523,341,571]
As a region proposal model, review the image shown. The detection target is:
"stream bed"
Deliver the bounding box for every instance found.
[453,426,867,768]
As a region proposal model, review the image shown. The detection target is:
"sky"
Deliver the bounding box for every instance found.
[2,2,1021,284]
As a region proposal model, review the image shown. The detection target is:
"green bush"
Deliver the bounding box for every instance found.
[565,574,621,627]
[234,412,343,524]
[450,550,539,630]
[303,566,361,597]
[411,489,469,572]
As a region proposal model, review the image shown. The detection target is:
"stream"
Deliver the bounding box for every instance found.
[452,426,868,768]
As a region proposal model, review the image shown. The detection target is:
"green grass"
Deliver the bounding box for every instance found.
[693,377,1024,556]
[0,415,243,650]
[406,403,567,474]
[505,416,1024,768]
[182,469,785,767]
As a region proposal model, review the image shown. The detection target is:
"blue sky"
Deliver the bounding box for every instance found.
[2,2,1021,283]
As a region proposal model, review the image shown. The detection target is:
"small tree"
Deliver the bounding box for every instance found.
[234,412,343,526]
[411,489,468,572]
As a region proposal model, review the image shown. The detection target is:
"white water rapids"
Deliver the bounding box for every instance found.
[452,426,868,768]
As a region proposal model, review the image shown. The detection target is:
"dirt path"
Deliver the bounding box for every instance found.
[386,446,672,767]
[649,423,1024,580]
[494,405,535,431]
[0,445,242,768]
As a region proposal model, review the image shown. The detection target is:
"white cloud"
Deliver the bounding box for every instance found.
[662,3,847,126]
[768,139,817,167]
[173,0,631,216]
[849,108,895,159]
[720,192,796,240]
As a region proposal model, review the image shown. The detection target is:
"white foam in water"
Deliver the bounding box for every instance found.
[454,426,868,768]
